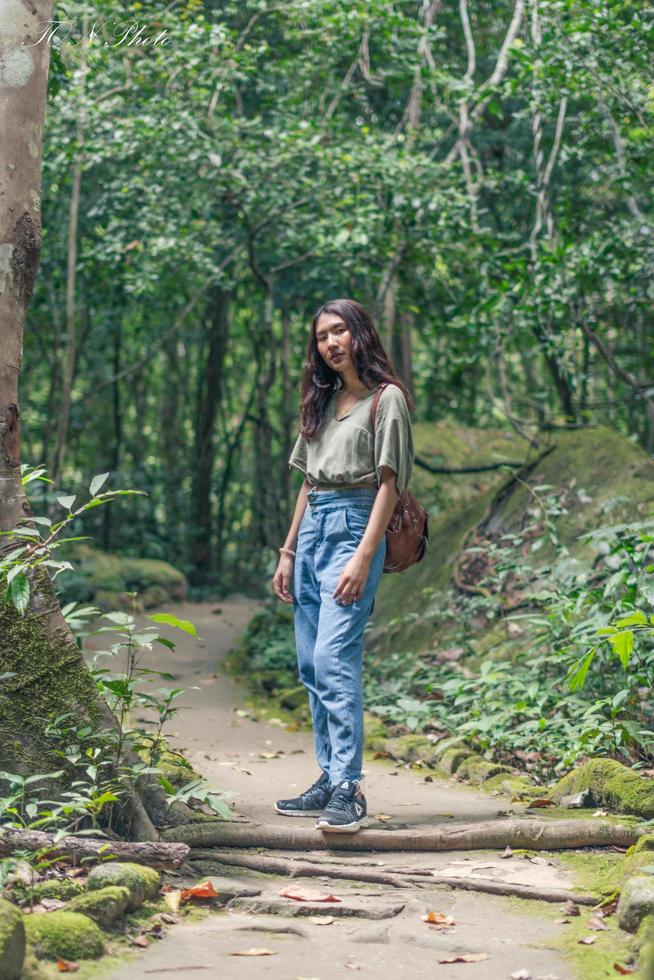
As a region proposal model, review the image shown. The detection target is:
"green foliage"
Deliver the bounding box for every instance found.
[18,0,653,587]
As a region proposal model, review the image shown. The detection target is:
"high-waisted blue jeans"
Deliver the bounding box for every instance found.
[292,487,386,786]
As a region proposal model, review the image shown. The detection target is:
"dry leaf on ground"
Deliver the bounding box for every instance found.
[510,970,531,980]
[526,799,556,808]
[438,953,489,964]
[500,846,513,859]
[279,886,340,903]
[309,916,335,925]
[229,948,277,957]
[344,964,361,971]
[180,881,218,902]
[587,915,608,931]
[374,813,394,822]
[578,936,597,945]
[561,901,581,916]
[55,960,79,973]
[130,935,149,948]
[422,911,455,928]
[613,963,636,975]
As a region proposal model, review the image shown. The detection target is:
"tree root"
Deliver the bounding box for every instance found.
[163,817,641,851]
[187,849,598,905]
[0,827,189,869]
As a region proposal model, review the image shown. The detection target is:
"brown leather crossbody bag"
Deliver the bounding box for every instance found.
[370,383,429,573]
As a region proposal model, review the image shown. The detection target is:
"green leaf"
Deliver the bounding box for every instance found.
[89,472,110,495]
[567,648,596,691]
[148,613,197,636]
[609,631,634,668]
[614,611,648,628]
[155,637,176,651]
[57,495,76,510]
[10,572,30,615]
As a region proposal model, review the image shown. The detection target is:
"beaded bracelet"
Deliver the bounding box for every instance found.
[279,546,296,558]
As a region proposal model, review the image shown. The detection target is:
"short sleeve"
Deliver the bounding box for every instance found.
[288,431,308,477]
[373,386,414,495]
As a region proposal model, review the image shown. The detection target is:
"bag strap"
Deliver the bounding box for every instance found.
[369,382,390,436]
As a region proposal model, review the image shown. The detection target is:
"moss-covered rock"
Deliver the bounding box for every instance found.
[634,914,654,979]
[24,911,104,961]
[457,756,513,784]
[0,897,25,980]
[86,862,160,911]
[483,773,540,798]
[62,543,187,611]
[65,885,130,928]
[617,876,654,933]
[371,427,654,658]
[551,759,654,819]
[32,878,85,903]
[436,747,475,777]
[623,835,654,877]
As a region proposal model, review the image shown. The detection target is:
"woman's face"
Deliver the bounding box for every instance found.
[314,313,353,372]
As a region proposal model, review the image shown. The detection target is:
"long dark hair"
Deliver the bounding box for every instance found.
[296,298,414,440]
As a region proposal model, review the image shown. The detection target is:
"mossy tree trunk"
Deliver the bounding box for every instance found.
[0,2,189,840]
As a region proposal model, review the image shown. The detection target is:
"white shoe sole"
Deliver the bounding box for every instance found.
[275,805,324,816]
[316,817,368,833]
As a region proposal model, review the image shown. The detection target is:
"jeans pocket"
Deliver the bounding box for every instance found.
[342,508,371,543]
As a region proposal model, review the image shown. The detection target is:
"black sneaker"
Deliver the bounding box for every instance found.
[315,779,367,833]
[275,772,333,816]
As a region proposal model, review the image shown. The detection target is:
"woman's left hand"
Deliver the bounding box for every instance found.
[333,551,370,605]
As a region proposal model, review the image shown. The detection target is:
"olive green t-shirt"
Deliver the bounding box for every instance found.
[287,383,415,494]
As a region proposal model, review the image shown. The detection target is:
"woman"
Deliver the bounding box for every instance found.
[271,298,415,833]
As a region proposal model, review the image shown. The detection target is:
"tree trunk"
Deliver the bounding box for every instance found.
[0,828,189,869]
[189,285,229,584]
[162,817,641,851]
[0,2,189,841]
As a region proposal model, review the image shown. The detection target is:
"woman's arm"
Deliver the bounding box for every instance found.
[272,478,311,603]
[355,466,398,562]
[332,466,398,604]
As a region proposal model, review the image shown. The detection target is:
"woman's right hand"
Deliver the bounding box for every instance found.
[272,555,295,604]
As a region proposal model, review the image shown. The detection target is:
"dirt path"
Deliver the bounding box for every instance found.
[99,598,578,980]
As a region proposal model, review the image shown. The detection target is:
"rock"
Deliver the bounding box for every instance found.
[0,897,25,980]
[23,911,104,961]
[229,896,406,920]
[86,862,161,911]
[560,790,593,809]
[65,885,131,928]
[32,878,85,902]
[617,875,654,933]
[436,748,475,777]
[551,758,654,819]
[457,756,513,785]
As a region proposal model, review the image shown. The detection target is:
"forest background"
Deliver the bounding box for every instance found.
[1,0,652,833]
[24,0,652,597]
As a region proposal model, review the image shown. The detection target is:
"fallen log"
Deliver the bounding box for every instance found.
[0,827,189,869]
[188,849,598,906]
[163,817,641,851]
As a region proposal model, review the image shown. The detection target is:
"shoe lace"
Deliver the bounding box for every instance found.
[326,788,353,814]
[300,775,329,801]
